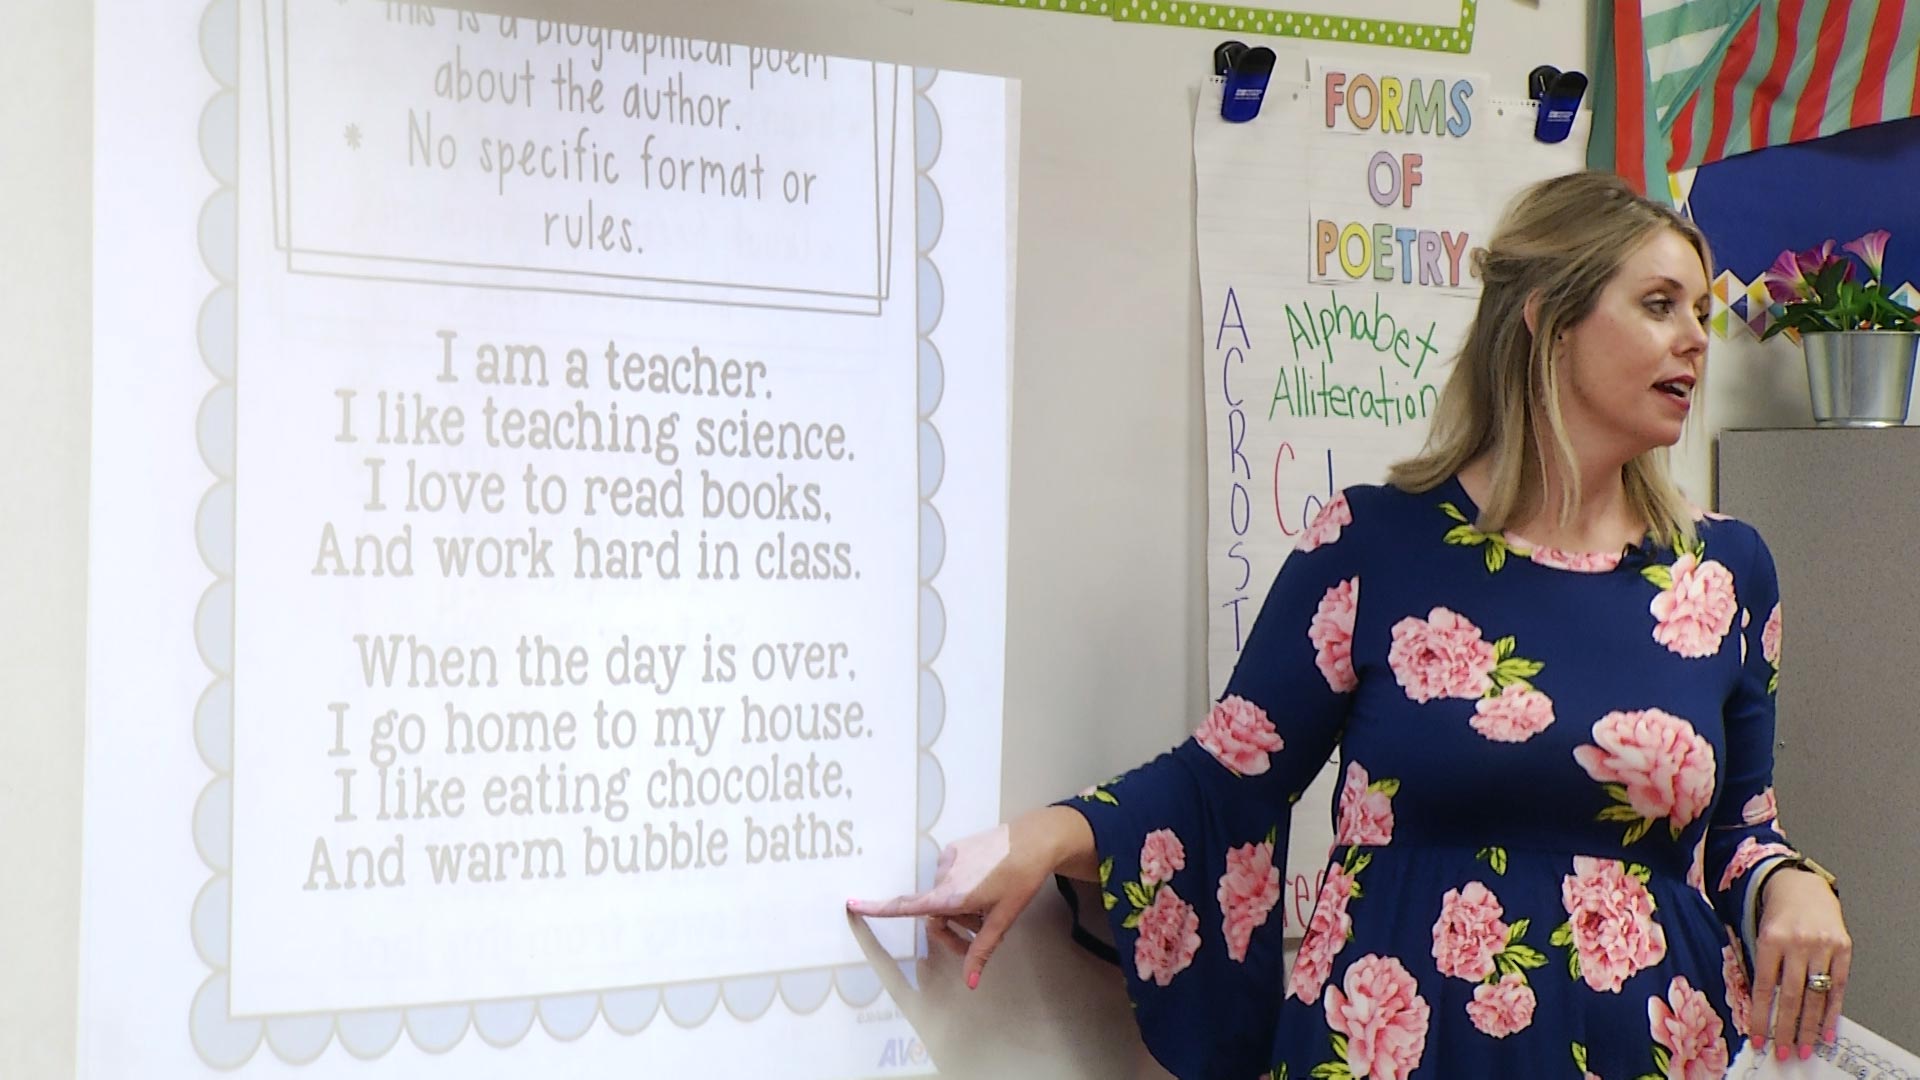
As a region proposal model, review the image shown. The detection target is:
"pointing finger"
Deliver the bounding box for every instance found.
[962,902,1017,991]
[847,890,959,919]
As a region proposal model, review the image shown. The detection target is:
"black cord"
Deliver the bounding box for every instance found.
[1055,874,1120,967]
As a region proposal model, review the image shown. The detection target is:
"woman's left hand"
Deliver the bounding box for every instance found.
[1750,868,1850,1061]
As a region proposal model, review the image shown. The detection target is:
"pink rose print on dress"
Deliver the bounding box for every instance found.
[1218,838,1281,963]
[1762,603,1783,666]
[1723,940,1753,1036]
[1574,708,1717,843]
[1310,578,1361,693]
[1465,974,1538,1038]
[1195,695,1283,776]
[1761,602,1783,693]
[1298,493,1352,552]
[1388,607,1496,702]
[1687,835,1707,896]
[1138,829,1186,888]
[1336,761,1397,846]
[1471,685,1557,742]
[1132,884,1200,987]
[1717,836,1798,893]
[1556,856,1668,993]
[1323,954,1431,1080]
[1740,788,1787,839]
[1648,975,1731,1080]
[1287,861,1357,1003]
[1518,540,1622,573]
[1113,828,1204,971]
[1648,552,1738,658]
[1430,881,1510,981]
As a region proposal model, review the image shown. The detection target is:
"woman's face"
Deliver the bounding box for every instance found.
[1553,229,1711,463]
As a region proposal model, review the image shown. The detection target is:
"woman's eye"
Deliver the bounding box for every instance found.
[1645,298,1674,315]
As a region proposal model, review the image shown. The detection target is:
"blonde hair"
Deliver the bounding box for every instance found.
[1388,171,1710,547]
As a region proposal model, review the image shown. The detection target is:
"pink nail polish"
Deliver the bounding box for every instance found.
[1752,1036,1766,1051]
[1825,1028,1838,1044]
[1776,1043,1790,1062]
[1801,1045,1814,1061]
[966,971,980,990]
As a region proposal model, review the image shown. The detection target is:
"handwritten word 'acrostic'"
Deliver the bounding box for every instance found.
[1214,287,1255,652]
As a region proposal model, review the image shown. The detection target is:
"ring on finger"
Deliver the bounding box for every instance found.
[1807,972,1835,993]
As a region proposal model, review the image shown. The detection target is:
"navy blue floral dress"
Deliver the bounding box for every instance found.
[1064,478,1798,1080]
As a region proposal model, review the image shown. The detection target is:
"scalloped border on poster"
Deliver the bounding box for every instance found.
[188,0,949,1064]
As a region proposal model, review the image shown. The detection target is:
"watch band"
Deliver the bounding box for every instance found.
[1780,855,1840,895]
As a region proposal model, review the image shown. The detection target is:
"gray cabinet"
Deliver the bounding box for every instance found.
[1718,427,1920,1040]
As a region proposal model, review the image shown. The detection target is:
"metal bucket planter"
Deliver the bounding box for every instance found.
[1802,330,1920,427]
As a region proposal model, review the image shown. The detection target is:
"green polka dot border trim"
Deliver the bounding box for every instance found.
[1113,0,1475,52]
[946,0,1479,51]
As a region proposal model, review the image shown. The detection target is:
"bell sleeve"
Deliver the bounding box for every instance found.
[1702,524,1802,965]
[1056,492,1367,1080]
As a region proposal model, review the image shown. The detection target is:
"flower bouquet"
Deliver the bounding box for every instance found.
[1759,230,1919,426]
[1759,230,1917,339]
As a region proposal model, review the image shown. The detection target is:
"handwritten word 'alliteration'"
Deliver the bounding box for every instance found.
[1268,358,1439,429]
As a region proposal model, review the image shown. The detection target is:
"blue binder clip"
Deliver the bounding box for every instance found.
[1221,45,1276,123]
[1534,69,1587,144]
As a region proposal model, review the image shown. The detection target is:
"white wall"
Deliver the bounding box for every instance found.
[3,2,1597,1076]
[1,3,90,1078]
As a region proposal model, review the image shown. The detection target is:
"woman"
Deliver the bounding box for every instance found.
[850,172,1849,1078]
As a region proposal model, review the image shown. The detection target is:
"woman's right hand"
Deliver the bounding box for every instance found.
[846,805,1095,990]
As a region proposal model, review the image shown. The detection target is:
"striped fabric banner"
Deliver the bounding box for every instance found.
[1598,0,1920,195]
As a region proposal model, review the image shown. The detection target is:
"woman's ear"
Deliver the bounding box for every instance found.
[1522,291,1543,338]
